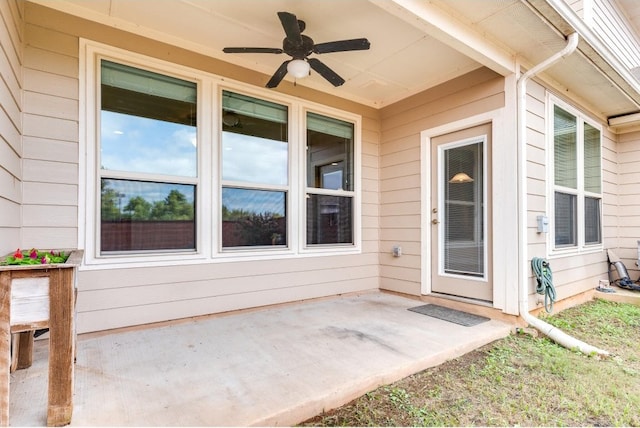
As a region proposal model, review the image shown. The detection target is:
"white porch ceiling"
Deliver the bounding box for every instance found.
[30,0,640,117]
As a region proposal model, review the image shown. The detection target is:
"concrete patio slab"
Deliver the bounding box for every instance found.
[9,292,512,426]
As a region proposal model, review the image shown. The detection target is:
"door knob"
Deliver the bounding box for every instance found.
[432,219,439,224]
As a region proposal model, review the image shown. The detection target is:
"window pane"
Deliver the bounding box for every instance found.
[584,123,601,194]
[101,60,197,177]
[222,188,286,247]
[307,194,353,245]
[307,112,354,191]
[585,197,602,244]
[444,142,484,276]
[554,191,577,247]
[554,105,577,189]
[101,179,195,252]
[222,91,288,186]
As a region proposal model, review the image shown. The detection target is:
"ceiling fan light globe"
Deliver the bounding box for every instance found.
[287,59,310,78]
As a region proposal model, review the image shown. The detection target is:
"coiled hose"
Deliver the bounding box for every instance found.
[531,257,556,313]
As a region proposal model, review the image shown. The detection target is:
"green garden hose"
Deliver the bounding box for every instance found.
[531,257,556,313]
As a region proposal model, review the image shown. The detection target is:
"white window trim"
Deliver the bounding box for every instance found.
[79,39,361,269]
[546,93,603,257]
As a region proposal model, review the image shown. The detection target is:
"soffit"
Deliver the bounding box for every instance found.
[28,0,640,117]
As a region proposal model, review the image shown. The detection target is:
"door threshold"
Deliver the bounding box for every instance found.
[426,292,493,307]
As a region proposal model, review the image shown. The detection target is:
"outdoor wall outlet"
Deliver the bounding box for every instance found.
[536,215,549,233]
[392,245,402,257]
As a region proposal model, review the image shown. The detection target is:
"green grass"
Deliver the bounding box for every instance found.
[301,300,640,427]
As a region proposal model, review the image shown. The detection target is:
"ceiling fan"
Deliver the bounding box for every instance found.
[223,11,370,88]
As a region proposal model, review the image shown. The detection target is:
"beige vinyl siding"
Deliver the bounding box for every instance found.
[526,80,614,309]
[0,0,23,254]
[378,67,504,296]
[26,3,380,333]
[590,0,640,70]
[22,11,78,249]
[616,130,640,274]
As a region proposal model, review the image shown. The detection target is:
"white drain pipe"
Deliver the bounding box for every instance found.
[517,32,608,356]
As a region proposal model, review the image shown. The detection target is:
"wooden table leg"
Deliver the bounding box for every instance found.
[0,272,11,426]
[16,331,34,370]
[46,268,74,427]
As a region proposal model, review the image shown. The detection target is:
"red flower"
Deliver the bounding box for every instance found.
[13,249,23,259]
[29,249,38,259]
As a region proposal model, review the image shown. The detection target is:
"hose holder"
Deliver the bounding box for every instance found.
[531,257,557,313]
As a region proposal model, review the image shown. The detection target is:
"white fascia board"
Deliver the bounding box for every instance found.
[368,0,516,76]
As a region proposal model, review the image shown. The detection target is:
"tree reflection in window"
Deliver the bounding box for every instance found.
[101,179,195,252]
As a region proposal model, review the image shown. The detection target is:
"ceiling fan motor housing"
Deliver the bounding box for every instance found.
[283,34,314,60]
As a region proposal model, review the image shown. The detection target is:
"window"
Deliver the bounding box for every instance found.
[551,102,602,251]
[306,112,354,245]
[99,60,198,253]
[220,91,288,248]
[84,44,360,264]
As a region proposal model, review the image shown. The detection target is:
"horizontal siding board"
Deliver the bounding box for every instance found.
[25,22,78,57]
[0,2,21,90]
[21,226,77,249]
[24,91,78,120]
[379,147,420,169]
[79,252,380,292]
[0,169,20,206]
[23,113,78,141]
[23,68,78,99]
[23,159,78,184]
[76,277,378,334]
[379,227,421,242]
[24,45,78,77]
[380,187,420,204]
[22,204,77,227]
[379,277,420,295]
[380,201,420,216]
[0,133,20,177]
[379,214,420,229]
[0,74,20,130]
[0,198,20,227]
[380,161,420,180]
[380,174,419,192]
[380,240,420,256]
[380,254,420,270]
[0,105,21,155]
[22,182,77,205]
[381,92,504,143]
[379,265,420,282]
[79,265,378,312]
[22,136,78,163]
[381,134,419,156]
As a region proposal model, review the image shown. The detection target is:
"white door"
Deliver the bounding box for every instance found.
[430,123,492,302]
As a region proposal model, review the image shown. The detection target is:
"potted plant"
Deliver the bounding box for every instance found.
[0,248,83,426]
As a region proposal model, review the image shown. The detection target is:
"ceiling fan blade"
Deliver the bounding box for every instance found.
[277,11,302,45]
[266,60,291,88]
[223,47,283,54]
[308,58,345,87]
[313,38,371,54]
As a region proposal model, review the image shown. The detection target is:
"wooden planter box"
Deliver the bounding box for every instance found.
[0,249,83,427]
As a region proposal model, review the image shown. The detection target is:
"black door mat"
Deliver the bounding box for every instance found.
[408,304,490,327]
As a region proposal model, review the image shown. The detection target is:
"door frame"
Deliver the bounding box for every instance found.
[420,110,512,309]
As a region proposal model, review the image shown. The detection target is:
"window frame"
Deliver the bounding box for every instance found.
[80,40,361,268]
[547,94,603,256]
[303,108,359,250]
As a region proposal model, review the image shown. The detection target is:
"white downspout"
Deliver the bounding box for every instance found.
[517,32,608,356]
